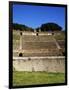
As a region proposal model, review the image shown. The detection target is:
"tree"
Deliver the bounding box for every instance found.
[41,23,62,32]
[36,27,40,32]
[13,23,34,31]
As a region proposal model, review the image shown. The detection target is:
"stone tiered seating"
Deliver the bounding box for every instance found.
[57,41,65,48]
[22,42,57,49]
[23,51,62,56]
[22,35,54,42]
[13,32,64,57]
[13,49,62,57]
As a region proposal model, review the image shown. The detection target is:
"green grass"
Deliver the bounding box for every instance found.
[13,71,65,86]
[13,34,20,40]
[54,34,65,40]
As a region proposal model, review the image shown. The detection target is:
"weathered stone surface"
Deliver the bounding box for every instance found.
[13,57,65,73]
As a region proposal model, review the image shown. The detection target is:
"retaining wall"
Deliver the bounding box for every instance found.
[13,57,65,73]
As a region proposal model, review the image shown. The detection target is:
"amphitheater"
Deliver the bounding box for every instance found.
[13,30,65,73]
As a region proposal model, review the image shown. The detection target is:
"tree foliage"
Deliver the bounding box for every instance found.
[36,27,40,32]
[13,23,34,31]
[13,22,62,32]
[40,23,62,31]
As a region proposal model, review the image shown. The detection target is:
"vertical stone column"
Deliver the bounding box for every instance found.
[34,29,36,33]
[20,31,22,50]
[39,28,41,32]
[34,29,36,36]
[19,31,23,57]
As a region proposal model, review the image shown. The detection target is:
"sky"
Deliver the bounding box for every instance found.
[13,4,65,30]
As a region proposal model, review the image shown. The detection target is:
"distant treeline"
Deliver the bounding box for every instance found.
[36,23,62,32]
[13,22,63,32]
[13,23,33,31]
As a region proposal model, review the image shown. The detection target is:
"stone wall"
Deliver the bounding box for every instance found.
[13,57,65,73]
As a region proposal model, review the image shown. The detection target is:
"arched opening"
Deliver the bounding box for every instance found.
[20,32,22,36]
[62,52,65,56]
[36,32,38,36]
[19,53,23,57]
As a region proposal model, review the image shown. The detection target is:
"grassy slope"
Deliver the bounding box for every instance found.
[54,33,65,40]
[13,71,65,86]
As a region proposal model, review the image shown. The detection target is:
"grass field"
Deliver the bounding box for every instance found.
[13,71,65,86]
[54,33,65,40]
